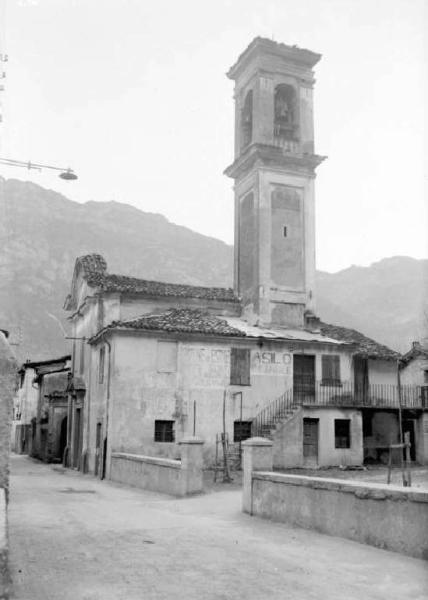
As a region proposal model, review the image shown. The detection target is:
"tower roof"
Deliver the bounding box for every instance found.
[227,37,321,80]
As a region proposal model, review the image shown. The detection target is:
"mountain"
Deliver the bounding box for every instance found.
[0,177,426,361]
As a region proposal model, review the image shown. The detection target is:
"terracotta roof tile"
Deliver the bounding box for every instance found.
[319,322,400,361]
[103,308,243,338]
[76,254,238,303]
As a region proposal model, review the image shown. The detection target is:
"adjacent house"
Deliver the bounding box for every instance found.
[13,355,71,463]
[62,38,427,479]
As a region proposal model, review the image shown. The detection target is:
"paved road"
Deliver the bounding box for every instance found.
[8,455,428,600]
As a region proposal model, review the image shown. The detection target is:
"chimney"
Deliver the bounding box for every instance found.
[305,311,321,331]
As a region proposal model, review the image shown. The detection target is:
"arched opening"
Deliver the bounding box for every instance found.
[274,84,297,141]
[240,89,253,149]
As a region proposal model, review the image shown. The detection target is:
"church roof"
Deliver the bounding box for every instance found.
[99,274,238,302]
[68,254,238,305]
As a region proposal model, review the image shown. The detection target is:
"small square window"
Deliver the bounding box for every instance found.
[335,419,351,449]
[154,420,175,443]
[283,226,288,237]
[234,420,253,442]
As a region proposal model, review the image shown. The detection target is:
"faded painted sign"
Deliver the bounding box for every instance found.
[252,350,292,376]
[180,345,229,387]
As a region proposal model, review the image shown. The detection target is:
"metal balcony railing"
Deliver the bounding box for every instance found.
[296,382,426,409]
[251,383,426,440]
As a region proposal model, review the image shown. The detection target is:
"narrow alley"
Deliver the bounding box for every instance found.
[8,455,428,600]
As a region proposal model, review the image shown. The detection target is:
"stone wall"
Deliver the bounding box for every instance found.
[110,437,204,497]
[242,437,428,559]
[0,331,16,492]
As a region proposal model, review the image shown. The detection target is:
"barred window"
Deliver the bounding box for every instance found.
[234,420,252,443]
[154,420,175,443]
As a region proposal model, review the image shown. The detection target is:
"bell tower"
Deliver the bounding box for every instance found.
[225,38,325,329]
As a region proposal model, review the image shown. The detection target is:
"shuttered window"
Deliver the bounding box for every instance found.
[230,348,251,386]
[321,354,341,386]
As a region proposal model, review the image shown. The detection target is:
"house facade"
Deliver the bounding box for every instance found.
[63,38,428,478]
[13,355,71,462]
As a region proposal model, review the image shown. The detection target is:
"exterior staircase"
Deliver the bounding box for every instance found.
[251,389,300,440]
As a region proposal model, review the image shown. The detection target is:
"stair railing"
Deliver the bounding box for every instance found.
[251,388,295,438]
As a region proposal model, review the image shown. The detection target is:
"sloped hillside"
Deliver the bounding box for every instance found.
[0,177,426,361]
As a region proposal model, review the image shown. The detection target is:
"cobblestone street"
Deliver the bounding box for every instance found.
[8,455,428,600]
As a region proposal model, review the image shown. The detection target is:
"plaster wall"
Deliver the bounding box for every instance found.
[0,332,15,492]
[91,332,358,469]
[249,472,428,559]
[273,407,362,468]
[401,357,428,386]
[368,360,397,385]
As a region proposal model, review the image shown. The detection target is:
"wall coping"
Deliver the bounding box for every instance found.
[178,437,204,445]
[111,452,181,470]
[242,437,273,447]
[252,472,428,503]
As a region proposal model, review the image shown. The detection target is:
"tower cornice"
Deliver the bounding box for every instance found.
[224,143,326,181]
[227,37,321,81]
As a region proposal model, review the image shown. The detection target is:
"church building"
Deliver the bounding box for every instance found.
[63,38,427,478]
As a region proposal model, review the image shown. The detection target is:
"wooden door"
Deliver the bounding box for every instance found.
[303,418,319,462]
[354,357,369,403]
[293,355,315,403]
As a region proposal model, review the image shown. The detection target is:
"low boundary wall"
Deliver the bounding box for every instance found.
[242,437,428,560]
[110,437,204,497]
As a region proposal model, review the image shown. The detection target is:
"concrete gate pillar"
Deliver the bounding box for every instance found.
[242,437,273,514]
[179,437,204,495]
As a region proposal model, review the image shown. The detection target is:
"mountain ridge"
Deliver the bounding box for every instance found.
[0,177,426,361]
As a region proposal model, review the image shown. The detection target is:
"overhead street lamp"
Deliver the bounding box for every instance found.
[0,157,78,180]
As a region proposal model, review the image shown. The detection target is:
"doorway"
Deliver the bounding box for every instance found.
[73,408,82,468]
[303,418,319,465]
[95,422,102,477]
[402,419,416,461]
[293,355,315,404]
[59,416,68,463]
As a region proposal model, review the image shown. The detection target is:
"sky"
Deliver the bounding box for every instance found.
[0,0,426,273]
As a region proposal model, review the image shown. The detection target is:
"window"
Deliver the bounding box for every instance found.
[283,226,288,237]
[321,354,341,386]
[230,348,251,386]
[335,419,351,449]
[240,89,253,148]
[154,420,175,443]
[424,370,428,384]
[234,420,253,443]
[157,341,177,373]
[98,346,105,384]
[79,339,85,374]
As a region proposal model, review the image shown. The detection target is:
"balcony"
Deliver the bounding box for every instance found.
[298,382,427,409]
